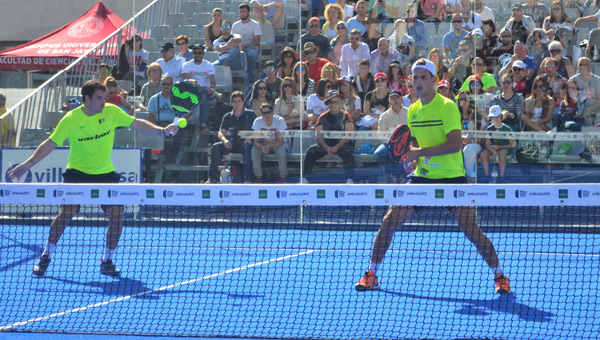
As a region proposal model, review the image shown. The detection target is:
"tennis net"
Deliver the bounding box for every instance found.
[1,183,599,340]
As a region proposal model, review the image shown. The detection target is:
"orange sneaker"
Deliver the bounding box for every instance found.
[355,270,379,291]
[494,274,510,294]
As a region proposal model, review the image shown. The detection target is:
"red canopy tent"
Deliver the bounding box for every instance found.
[0,1,126,71]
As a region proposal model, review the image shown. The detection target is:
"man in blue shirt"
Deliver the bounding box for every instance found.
[347,0,369,35]
[405,3,429,56]
[443,13,469,61]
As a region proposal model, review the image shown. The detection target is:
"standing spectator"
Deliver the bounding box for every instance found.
[246,79,273,115]
[204,8,223,51]
[251,0,285,29]
[139,62,163,111]
[370,38,400,75]
[329,21,350,65]
[303,42,330,83]
[175,35,194,61]
[459,0,482,31]
[276,47,298,79]
[274,77,302,129]
[182,44,218,127]
[405,3,429,56]
[322,3,346,40]
[340,29,371,77]
[232,3,262,87]
[347,0,370,36]
[213,20,245,70]
[570,57,600,126]
[206,91,256,183]
[502,4,536,44]
[543,0,573,41]
[390,19,416,75]
[417,0,445,23]
[522,76,554,131]
[523,0,550,28]
[491,73,525,132]
[338,76,362,123]
[156,42,185,83]
[299,17,331,59]
[361,72,390,130]
[251,103,288,183]
[352,59,375,109]
[373,89,408,165]
[460,57,497,93]
[123,34,149,84]
[473,0,494,22]
[293,61,315,97]
[443,13,470,61]
[0,92,16,147]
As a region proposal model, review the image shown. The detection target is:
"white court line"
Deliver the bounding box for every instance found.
[0,249,316,331]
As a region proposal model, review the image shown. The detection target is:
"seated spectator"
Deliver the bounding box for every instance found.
[206,91,256,183]
[585,23,600,62]
[338,76,362,123]
[460,57,497,93]
[458,90,483,182]
[523,0,550,28]
[387,60,408,95]
[321,62,341,90]
[390,19,416,74]
[299,17,331,59]
[232,3,262,86]
[261,60,283,99]
[204,8,223,52]
[251,0,285,29]
[368,0,400,25]
[491,73,525,132]
[370,38,400,75]
[573,5,600,28]
[525,29,550,67]
[251,103,288,183]
[539,57,567,102]
[428,48,449,81]
[405,3,429,56]
[499,41,538,80]
[466,74,494,123]
[277,47,298,79]
[156,42,185,83]
[302,90,355,183]
[443,13,469,61]
[542,0,573,41]
[438,79,455,101]
[469,28,486,60]
[123,34,149,84]
[0,92,16,147]
[246,79,273,115]
[503,4,536,44]
[361,72,390,130]
[213,20,245,70]
[403,76,419,107]
[147,75,177,125]
[480,20,500,72]
[293,61,315,97]
[459,0,482,30]
[303,42,330,83]
[329,21,350,65]
[139,62,163,111]
[175,35,194,61]
[416,0,444,23]
[347,0,369,36]
[307,79,334,125]
[571,57,600,126]
[274,77,302,129]
[473,0,494,22]
[448,40,475,91]
[556,27,581,64]
[340,29,371,77]
[335,0,355,21]
[443,0,462,22]
[557,79,587,130]
[480,105,515,181]
[104,77,134,114]
[511,60,534,98]
[490,29,515,73]
[322,3,346,40]
[352,59,375,110]
[97,63,111,83]
[181,44,218,127]
[374,89,408,165]
[522,76,554,131]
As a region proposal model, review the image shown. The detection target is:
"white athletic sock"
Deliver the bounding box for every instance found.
[102,248,116,261]
[368,262,380,273]
[42,242,56,257]
[491,266,503,277]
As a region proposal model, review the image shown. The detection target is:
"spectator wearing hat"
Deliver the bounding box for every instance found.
[214,21,245,70]
[156,42,185,83]
[374,89,408,165]
[276,47,298,79]
[460,57,497,93]
[232,3,262,86]
[361,72,390,130]
[299,17,330,59]
[510,60,534,98]
[443,13,470,61]
[502,3,536,44]
[303,42,330,83]
[499,41,538,80]
[329,21,350,65]
[347,0,370,36]
[370,38,400,75]
[182,44,218,127]
[480,105,515,181]
[340,29,371,77]
[250,102,288,183]
[458,0,482,31]
[437,79,455,101]
[302,90,355,184]
[175,35,194,61]
[250,0,286,29]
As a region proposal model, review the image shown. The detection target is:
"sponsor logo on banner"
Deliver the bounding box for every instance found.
[91,189,99,198]
[335,190,345,198]
[276,190,310,198]
[496,189,506,199]
[435,189,444,199]
[578,189,600,198]
[37,189,45,198]
[276,190,287,198]
[54,190,84,197]
[219,190,251,198]
[393,190,404,198]
[559,189,568,199]
[202,190,210,199]
[54,190,64,197]
[406,191,428,197]
[146,190,155,199]
[515,190,551,198]
[259,190,267,199]
[0,189,32,197]
[108,190,139,197]
[375,189,384,199]
[317,190,326,199]
[219,190,229,198]
[454,190,465,198]
[164,190,196,198]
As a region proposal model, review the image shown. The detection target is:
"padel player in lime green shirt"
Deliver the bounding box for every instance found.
[8,80,180,278]
[356,59,511,295]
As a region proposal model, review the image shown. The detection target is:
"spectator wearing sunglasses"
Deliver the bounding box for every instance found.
[340,29,371,78]
[213,20,245,71]
[539,41,574,80]
[303,42,330,83]
[443,13,469,61]
[298,17,330,59]
[459,57,497,94]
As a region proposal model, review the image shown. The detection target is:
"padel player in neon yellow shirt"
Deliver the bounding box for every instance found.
[8,80,180,278]
[355,59,511,295]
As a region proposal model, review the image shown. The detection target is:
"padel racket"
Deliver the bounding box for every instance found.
[388,124,412,163]
[169,81,201,135]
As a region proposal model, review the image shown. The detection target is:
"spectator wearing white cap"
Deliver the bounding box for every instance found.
[479,105,515,181]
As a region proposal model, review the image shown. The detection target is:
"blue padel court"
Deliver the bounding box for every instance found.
[1,210,599,340]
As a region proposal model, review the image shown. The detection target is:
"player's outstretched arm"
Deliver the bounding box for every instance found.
[130,118,178,138]
[8,139,57,180]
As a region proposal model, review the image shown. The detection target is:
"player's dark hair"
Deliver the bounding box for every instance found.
[81,80,107,103]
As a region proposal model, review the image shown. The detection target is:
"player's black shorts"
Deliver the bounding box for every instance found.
[63,169,121,213]
[405,174,468,214]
